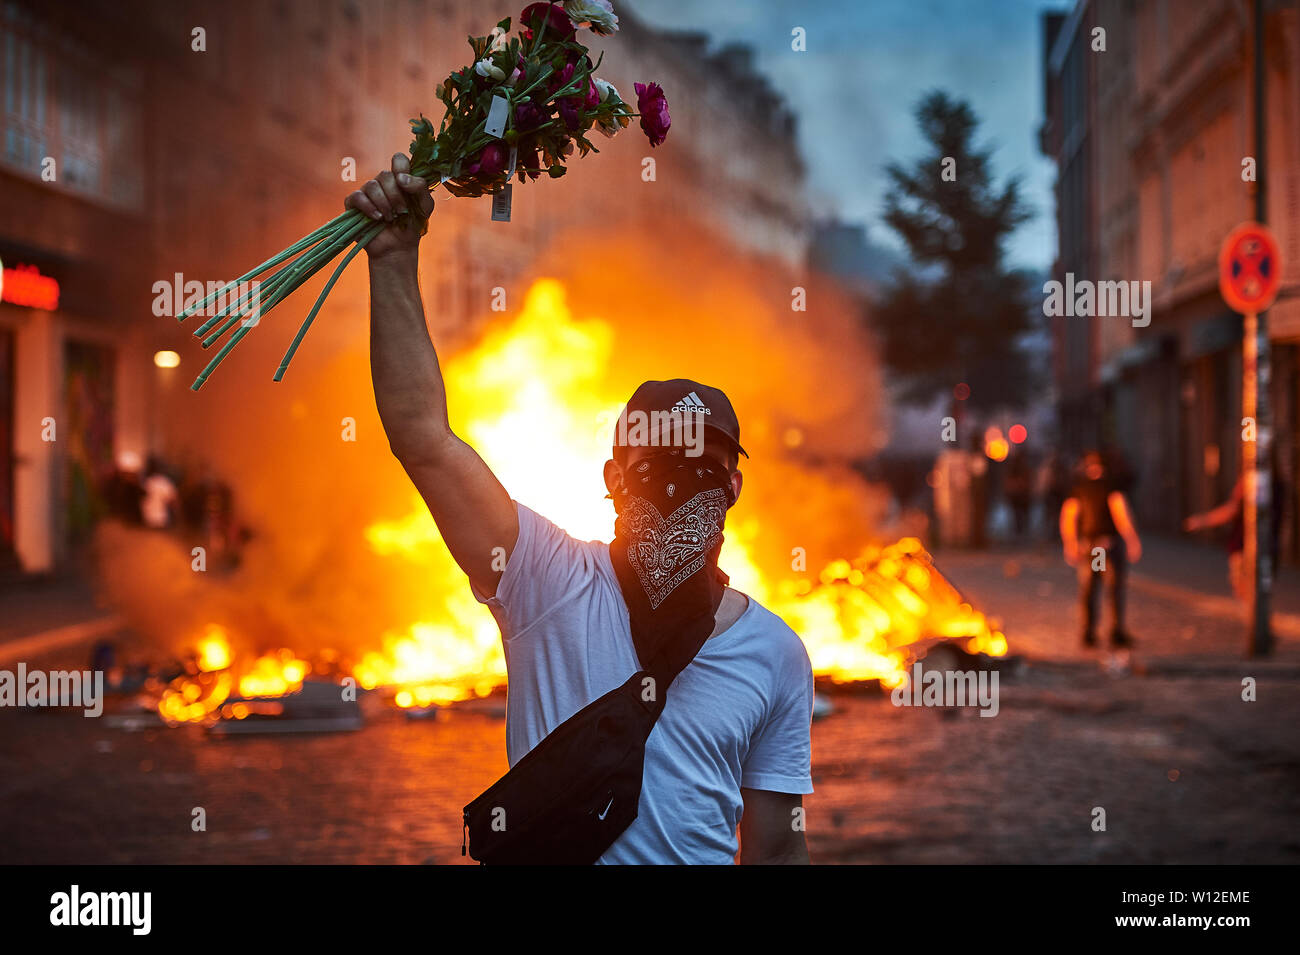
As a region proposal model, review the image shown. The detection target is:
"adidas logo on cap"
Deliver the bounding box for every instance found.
[670,391,712,414]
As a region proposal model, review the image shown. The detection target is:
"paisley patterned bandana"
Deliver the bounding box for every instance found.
[608,450,733,677]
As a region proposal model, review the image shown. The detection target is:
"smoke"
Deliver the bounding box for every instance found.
[522,217,889,571]
[97,217,886,663]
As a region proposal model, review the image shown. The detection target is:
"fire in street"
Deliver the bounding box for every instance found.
[145,277,1005,724]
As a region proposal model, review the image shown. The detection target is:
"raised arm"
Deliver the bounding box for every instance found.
[352,153,519,597]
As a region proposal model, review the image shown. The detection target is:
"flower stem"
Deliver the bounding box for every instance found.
[192,216,358,340]
[178,211,357,322]
[199,219,362,349]
[272,221,386,381]
[197,220,359,347]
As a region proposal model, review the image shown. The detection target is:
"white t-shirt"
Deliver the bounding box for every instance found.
[473,502,814,864]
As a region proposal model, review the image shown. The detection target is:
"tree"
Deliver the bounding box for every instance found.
[872,91,1040,411]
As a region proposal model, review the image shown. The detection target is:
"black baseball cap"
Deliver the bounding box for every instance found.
[612,378,748,462]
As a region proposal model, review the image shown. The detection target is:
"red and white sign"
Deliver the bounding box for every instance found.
[0,255,61,311]
[1219,222,1282,314]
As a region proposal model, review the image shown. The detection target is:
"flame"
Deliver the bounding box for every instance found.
[158,625,312,724]
[344,278,1003,704]
[197,625,231,671]
[155,277,1005,721]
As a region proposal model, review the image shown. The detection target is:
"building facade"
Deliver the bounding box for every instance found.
[0,0,809,576]
[1041,0,1300,560]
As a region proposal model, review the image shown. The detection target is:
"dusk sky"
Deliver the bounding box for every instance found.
[636,0,1065,272]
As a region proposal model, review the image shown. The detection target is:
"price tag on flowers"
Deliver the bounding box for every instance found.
[173,1,669,392]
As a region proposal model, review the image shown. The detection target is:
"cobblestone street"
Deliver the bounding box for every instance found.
[3,538,1298,864]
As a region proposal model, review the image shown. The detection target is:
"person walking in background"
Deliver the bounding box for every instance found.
[932,443,973,548]
[1059,450,1143,649]
[1184,461,1285,602]
[1005,450,1033,540]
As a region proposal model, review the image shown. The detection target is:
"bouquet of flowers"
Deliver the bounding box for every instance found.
[177,1,669,391]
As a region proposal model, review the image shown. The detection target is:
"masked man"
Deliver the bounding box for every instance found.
[353,156,813,864]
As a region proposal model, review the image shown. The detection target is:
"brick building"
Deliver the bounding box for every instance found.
[0,0,809,575]
[1040,0,1300,560]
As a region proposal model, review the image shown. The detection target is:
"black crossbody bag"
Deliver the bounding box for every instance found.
[461,628,709,865]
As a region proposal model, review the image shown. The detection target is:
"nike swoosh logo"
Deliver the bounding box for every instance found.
[596,796,614,821]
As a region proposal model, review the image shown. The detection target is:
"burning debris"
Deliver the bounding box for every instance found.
[206,679,362,736]
[156,626,313,724]
[99,237,1006,727]
[767,537,1007,691]
[147,535,1005,725]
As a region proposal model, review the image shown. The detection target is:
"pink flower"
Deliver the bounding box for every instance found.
[466,142,510,179]
[547,61,597,129]
[634,81,670,148]
[520,3,575,41]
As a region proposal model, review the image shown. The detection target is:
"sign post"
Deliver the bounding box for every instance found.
[1218,222,1281,657]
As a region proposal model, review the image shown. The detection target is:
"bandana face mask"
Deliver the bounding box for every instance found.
[608,450,733,676]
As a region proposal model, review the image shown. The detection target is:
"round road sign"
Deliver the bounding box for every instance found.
[1219,221,1282,314]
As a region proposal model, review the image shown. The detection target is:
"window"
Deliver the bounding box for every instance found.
[0,2,143,209]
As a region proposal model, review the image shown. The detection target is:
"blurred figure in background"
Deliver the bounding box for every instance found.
[1004,450,1034,541]
[1040,451,1071,545]
[1059,450,1143,649]
[932,443,973,548]
[140,456,179,530]
[969,433,989,549]
[103,450,145,524]
[1184,456,1285,602]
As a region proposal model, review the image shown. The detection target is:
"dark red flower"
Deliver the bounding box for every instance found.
[558,99,581,130]
[514,102,547,132]
[549,61,576,96]
[520,3,575,41]
[466,142,510,179]
[515,141,542,181]
[634,82,670,148]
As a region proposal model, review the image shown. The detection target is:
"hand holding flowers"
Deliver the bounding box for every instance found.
[177,1,668,391]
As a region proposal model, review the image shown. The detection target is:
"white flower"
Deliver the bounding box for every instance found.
[474,57,506,82]
[595,99,628,138]
[564,0,619,36]
[594,77,620,103]
[488,26,509,53]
